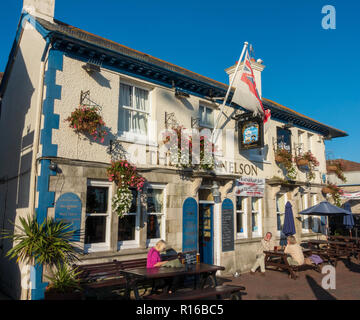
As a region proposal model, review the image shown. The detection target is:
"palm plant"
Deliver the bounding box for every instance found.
[1,214,78,266]
[45,263,82,294]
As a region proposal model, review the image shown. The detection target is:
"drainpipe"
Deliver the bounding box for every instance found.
[28,37,51,217]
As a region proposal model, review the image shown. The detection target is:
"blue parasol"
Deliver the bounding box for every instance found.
[343,202,354,231]
[282,201,296,236]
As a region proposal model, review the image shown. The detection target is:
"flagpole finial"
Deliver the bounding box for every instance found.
[244,41,248,46]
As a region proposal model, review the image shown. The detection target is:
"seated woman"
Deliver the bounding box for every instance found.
[284,236,304,266]
[147,239,169,268]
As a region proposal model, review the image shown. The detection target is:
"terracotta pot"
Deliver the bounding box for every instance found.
[322,187,333,194]
[44,291,83,300]
[327,165,337,172]
[297,159,309,166]
[275,155,284,163]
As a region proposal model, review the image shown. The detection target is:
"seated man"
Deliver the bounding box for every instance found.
[250,232,274,276]
[284,236,304,266]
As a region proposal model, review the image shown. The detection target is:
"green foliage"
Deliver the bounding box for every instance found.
[45,263,82,294]
[1,215,78,266]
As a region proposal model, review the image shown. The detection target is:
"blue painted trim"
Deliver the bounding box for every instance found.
[32,49,63,300]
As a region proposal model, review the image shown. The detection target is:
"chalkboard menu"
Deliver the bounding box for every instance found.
[184,252,197,265]
[221,198,234,252]
[55,193,82,242]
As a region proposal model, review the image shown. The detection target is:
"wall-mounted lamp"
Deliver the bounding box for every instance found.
[49,162,58,172]
[211,181,221,203]
[175,88,190,99]
[283,122,294,130]
[82,62,101,74]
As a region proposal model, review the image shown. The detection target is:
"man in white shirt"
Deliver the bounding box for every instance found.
[250,232,274,276]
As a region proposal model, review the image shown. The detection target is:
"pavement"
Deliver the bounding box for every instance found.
[219,257,360,300]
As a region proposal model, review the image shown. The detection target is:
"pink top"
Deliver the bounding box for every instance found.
[147,247,161,268]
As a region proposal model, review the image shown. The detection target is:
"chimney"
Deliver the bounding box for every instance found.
[23,0,55,22]
[225,58,265,98]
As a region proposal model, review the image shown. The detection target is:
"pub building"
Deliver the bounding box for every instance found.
[0,0,348,300]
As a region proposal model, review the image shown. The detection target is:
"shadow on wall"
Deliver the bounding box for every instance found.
[0,47,35,300]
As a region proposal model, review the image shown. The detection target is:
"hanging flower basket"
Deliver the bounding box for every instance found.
[322,187,333,194]
[275,155,284,163]
[296,159,309,167]
[65,105,107,143]
[107,160,146,217]
[327,165,337,172]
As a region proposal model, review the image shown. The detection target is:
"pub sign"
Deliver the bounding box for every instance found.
[237,112,264,150]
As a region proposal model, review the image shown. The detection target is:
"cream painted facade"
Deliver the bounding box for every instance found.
[0,1,347,300]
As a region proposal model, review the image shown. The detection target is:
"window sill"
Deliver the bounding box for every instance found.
[117,133,158,147]
[118,241,140,251]
[84,244,110,254]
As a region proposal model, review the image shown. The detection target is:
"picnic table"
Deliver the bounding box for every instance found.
[264,248,321,279]
[121,263,228,300]
[302,239,355,265]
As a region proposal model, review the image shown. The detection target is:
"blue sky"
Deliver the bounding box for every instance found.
[0,0,359,161]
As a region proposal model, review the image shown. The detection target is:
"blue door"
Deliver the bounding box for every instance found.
[182,198,198,252]
[199,203,213,264]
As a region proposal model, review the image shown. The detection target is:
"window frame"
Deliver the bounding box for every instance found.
[118,80,152,143]
[84,180,112,253]
[236,196,248,239]
[276,192,287,236]
[251,197,262,238]
[199,104,215,129]
[146,184,167,247]
[117,188,141,250]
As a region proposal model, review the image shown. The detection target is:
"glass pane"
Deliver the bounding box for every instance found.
[118,215,136,241]
[237,211,244,233]
[147,188,163,213]
[251,198,258,211]
[277,127,291,151]
[86,186,108,213]
[132,110,148,135]
[276,194,285,213]
[120,83,132,108]
[129,188,137,214]
[252,212,258,231]
[135,87,149,111]
[277,213,284,231]
[236,197,243,211]
[206,107,213,127]
[85,216,106,244]
[147,214,161,239]
[199,106,204,123]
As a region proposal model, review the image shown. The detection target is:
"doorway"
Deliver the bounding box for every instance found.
[199,203,214,264]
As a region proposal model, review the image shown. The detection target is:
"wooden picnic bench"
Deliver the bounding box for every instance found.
[73,251,192,298]
[144,285,246,300]
[264,249,321,280]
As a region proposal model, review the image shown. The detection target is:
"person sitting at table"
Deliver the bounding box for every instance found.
[284,236,304,266]
[250,232,274,276]
[147,239,169,268]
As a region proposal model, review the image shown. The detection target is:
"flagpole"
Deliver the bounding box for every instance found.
[211,41,249,144]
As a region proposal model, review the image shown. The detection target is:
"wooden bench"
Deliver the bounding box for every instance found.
[264,250,321,280]
[143,285,246,300]
[73,252,186,298]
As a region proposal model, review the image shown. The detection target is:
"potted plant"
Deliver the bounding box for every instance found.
[107,160,146,217]
[327,160,347,183]
[275,148,297,180]
[322,183,344,207]
[295,151,319,181]
[44,263,83,300]
[1,215,79,299]
[65,105,107,143]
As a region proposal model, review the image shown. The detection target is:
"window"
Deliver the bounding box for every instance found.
[251,198,262,237]
[118,82,150,137]
[277,127,292,152]
[276,193,287,233]
[298,130,304,155]
[199,105,214,129]
[236,197,247,238]
[311,194,320,232]
[307,133,313,152]
[301,193,311,232]
[85,180,112,252]
[146,185,166,246]
[118,188,139,249]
